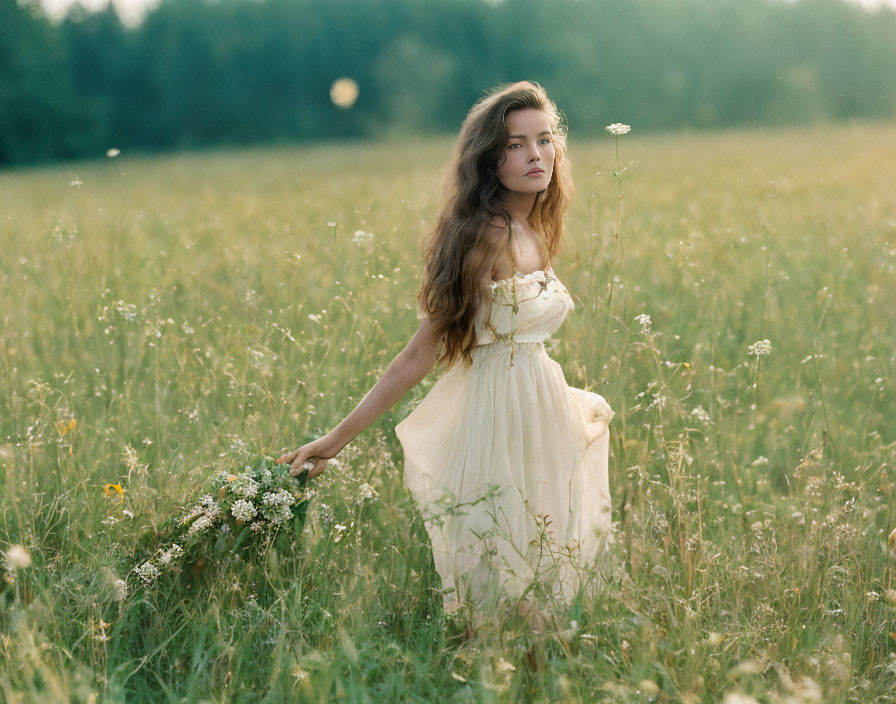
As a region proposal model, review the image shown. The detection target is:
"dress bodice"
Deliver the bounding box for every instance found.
[474,267,575,346]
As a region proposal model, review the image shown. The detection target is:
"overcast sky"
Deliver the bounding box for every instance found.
[39,0,896,28]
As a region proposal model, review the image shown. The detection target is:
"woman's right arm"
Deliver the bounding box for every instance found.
[276,317,442,477]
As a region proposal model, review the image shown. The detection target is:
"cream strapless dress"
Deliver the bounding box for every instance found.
[395,266,614,609]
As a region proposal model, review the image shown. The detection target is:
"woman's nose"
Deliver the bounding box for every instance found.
[529,144,541,161]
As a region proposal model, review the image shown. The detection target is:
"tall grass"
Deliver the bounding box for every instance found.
[1,120,895,702]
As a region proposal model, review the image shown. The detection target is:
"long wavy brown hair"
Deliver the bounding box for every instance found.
[416,80,574,369]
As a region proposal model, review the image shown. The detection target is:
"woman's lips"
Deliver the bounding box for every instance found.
[526,169,545,176]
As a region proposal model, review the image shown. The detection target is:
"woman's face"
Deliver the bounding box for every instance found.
[495,108,555,196]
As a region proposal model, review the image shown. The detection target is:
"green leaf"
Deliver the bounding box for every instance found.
[231,525,252,552]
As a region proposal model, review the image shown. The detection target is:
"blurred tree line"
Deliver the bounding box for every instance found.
[2,0,895,166]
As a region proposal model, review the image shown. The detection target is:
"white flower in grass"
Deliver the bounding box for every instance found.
[358,482,378,500]
[5,544,31,569]
[262,488,295,508]
[159,544,184,566]
[112,578,128,601]
[231,474,259,499]
[605,123,631,136]
[188,515,213,536]
[747,339,772,357]
[231,499,257,522]
[135,561,160,585]
[250,521,266,533]
[266,505,293,527]
[352,230,374,247]
[690,406,712,425]
[634,313,652,334]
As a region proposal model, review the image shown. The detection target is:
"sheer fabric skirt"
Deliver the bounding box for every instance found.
[395,340,614,609]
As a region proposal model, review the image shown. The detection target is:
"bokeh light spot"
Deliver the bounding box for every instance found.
[330,78,359,109]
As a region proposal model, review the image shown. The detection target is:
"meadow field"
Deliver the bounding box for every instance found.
[1,120,895,702]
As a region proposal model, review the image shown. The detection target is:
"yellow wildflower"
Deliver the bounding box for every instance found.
[57,418,77,436]
[104,483,124,496]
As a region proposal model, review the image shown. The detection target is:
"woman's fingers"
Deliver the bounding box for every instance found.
[308,457,328,479]
[276,449,298,465]
[288,451,309,475]
[290,455,326,478]
[279,444,333,479]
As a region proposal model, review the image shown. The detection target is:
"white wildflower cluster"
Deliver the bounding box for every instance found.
[634,313,652,334]
[262,488,295,508]
[748,339,772,357]
[134,560,160,585]
[605,122,632,136]
[230,473,259,499]
[132,458,312,592]
[262,487,294,506]
[333,523,351,544]
[134,540,185,588]
[198,494,220,518]
[261,488,296,526]
[231,499,257,522]
[114,300,139,321]
[358,482,378,500]
[690,406,712,425]
[352,230,374,247]
[158,543,184,566]
[3,544,31,585]
[187,514,213,536]
[647,394,666,411]
[635,381,666,413]
[5,544,32,569]
[181,494,220,529]
[112,578,128,601]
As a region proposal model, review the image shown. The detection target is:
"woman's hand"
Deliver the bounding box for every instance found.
[275,433,344,479]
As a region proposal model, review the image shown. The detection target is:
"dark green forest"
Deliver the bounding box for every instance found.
[2,0,895,166]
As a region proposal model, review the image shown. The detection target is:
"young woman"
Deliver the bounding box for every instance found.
[277,81,614,615]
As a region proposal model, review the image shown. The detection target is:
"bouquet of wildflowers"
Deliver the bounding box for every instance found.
[132,456,312,590]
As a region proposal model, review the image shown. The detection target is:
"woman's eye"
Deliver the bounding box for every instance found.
[508,143,520,149]
[540,137,552,145]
